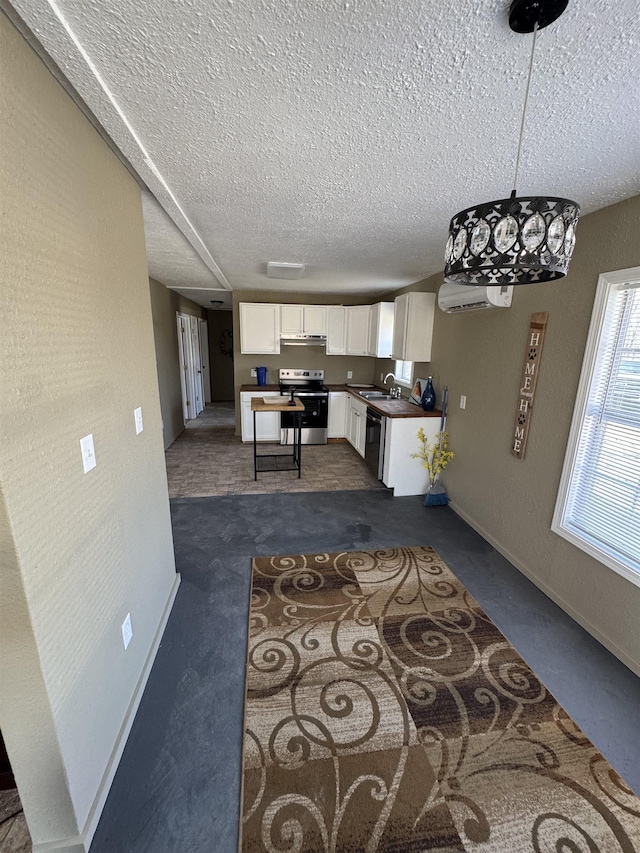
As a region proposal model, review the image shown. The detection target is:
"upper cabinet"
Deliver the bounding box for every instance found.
[280,305,327,336]
[346,306,371,356]
[326,306,347,355]
[240,303,281,354]
[391,292,436,362]
[367,302,394,358]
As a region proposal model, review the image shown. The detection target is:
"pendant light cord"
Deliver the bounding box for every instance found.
[512,21,538,197]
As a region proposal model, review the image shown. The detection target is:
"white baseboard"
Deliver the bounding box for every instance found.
[448,501,640,678]
[32,573,182,853]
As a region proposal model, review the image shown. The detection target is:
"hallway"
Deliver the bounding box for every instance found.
[165,403,384,498]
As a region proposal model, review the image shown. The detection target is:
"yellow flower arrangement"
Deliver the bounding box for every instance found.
[411,428,454,485]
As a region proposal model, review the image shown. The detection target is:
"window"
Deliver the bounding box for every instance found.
[395,360,413,386]
[553,268,640,586]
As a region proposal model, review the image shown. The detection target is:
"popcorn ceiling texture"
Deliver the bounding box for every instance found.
[9,0,640,294]
[0,15,177,851]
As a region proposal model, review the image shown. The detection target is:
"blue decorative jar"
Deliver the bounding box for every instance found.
[421,376,436,411]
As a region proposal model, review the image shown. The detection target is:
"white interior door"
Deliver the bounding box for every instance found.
[177,313,205,420]
[176,313,190,421]
[188,316,204,416]
[199,319,211,404]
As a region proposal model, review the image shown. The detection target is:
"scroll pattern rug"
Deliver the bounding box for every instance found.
[240,546,640,852]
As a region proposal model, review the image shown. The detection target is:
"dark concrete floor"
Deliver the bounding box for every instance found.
[90,490,640,853]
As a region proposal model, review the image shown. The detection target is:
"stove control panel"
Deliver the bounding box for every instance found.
[279,369,324,381]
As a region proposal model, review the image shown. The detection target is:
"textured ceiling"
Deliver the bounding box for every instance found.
[8,0,640,295]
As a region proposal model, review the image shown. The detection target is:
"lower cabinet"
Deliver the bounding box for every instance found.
[240,392,281,442]
[328,392,348,438]
[382,416,440,496]
[347,395,367,457]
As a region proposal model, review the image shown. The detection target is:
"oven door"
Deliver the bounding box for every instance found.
[280,394,328,445]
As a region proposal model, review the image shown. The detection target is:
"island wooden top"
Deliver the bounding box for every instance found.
[251,396,304,413]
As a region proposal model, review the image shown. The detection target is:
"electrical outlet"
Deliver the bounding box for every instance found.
[122,613,133,650]
[251,368,257,377]
[347,371,353,379]
[460,395,467,409]
[134,407,143,434]
[80,434,96,473]
[380,373,384,382]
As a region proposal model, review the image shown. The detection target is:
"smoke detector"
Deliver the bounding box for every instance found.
[267,262,305,280]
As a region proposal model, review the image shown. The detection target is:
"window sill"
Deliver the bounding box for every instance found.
[551,521,640,589]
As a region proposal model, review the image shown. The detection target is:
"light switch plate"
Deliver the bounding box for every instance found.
[460,395,467,409]
[347,371,353,379]
[80,434,96,473]
[122,613,132,649]
[134,407,143,434]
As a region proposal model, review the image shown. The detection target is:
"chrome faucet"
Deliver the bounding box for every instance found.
[384,372,402,399]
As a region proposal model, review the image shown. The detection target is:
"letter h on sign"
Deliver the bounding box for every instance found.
[511,312,548,460]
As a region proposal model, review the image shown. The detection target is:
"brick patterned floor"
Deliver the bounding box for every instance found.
[165,403,386,498]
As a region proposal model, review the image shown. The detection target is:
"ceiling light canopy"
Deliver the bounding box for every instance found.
[444,0,580,287]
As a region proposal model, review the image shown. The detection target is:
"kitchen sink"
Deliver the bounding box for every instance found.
[358,391,395,400]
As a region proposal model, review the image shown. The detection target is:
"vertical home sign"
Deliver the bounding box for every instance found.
[511,312,549,459]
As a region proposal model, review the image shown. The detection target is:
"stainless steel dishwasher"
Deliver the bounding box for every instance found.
[365,407,386,480]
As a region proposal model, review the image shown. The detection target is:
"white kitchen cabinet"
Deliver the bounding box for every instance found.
[326,306,347,355]
[382,415,440,496]
[240,391,281,442]
[280,305,304,335]
[367,302,395,358]
[303,305,327,335]
[280,305,327,335]
[391,292,435,362]
[347,394,367,457]
[240,303,281,354]
[328,391,348,438]
[346,306,371,356]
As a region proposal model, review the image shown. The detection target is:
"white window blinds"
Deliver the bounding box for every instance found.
[554,270,640,585]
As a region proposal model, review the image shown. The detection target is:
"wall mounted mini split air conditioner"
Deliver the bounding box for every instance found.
[437,282,514,313]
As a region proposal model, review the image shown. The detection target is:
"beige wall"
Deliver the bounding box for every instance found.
[149,278,206,448]
[378,196,640,674]
[232,290,378,431]
[0,17,179,852]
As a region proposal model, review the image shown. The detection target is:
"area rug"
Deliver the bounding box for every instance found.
[240,546,640,852]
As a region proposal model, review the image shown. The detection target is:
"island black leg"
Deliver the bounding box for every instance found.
[253,409,257,480]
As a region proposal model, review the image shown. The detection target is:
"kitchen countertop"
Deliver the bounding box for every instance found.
[240,383,441,418]
[331,385,442,419]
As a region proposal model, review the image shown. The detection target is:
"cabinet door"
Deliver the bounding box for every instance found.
[240,304,280,354]
[346,306,371,356]
[240,393,281,441]
[404,292,436,362]
[347,402,360,449]
[303,306,327,335]
[328,392,348,438]
[367,302,394,358]
[280,305,304,335]
[367,304,381,357]
[326,306,346,355]
[391,294,409,360]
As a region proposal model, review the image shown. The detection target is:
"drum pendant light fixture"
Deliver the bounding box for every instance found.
[444,0,580,286]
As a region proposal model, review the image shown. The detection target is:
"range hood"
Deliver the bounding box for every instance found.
[280,334,327,346]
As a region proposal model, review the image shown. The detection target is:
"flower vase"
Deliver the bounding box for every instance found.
[421,376,436,411]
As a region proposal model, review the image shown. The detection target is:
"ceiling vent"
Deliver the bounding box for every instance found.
[267,262,305,280]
